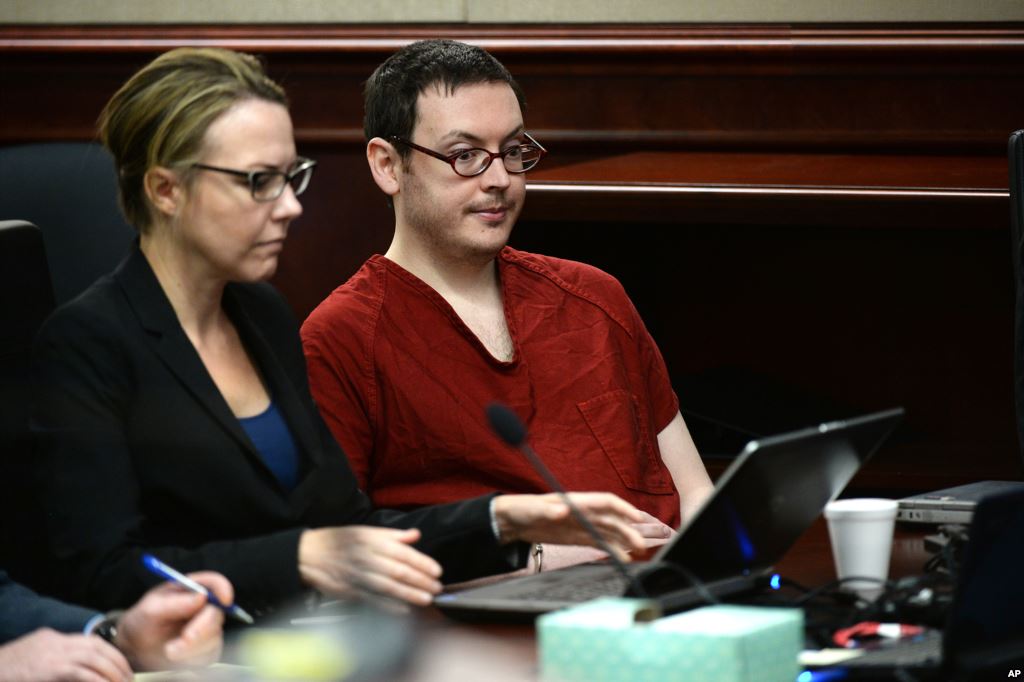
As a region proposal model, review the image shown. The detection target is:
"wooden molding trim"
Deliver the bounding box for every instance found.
[527,180,1008,199]
[2,23,1024,56]
[521,181,1009,228]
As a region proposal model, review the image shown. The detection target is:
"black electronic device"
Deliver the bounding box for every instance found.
[897,480,1024,524]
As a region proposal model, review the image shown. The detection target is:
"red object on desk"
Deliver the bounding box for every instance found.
[833,621,926,648]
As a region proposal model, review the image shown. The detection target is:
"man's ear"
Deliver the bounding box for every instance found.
[366,137,401,198]
[144,166,183,219]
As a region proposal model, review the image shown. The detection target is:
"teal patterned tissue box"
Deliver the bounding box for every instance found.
[537,598,802,682]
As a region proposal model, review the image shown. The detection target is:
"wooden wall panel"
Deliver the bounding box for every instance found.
[2,24,1022,491]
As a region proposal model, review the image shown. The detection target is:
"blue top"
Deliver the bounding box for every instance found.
[238,400,300,491]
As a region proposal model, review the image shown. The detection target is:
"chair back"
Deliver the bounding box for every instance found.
[0,142,134,305]
[0,219,55,367]
[1010,130,1024,466]
[0,220,56,581]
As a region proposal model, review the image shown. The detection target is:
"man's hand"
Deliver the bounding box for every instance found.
[115,571,230,671]
[0,628,132,682]
[299,526,443,607]
[633,510,675,548]
[492,492,648,560]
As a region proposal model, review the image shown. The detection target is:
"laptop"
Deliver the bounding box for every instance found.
[812,487,1024,679]
[435,407,904,622]
[896,480,1024,525]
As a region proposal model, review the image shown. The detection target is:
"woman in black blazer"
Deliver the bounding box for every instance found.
[30,48,646,617]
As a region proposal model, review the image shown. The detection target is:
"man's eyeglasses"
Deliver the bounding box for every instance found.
[389,133,546,178]
[191,157,317,202]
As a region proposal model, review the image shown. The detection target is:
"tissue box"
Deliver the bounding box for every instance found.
[537,598,802,682]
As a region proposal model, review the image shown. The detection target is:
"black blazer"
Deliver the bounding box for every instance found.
[0,570,97,644]
[30,245,517,614]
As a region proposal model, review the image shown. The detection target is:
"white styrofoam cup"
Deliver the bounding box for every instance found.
[823,498,898,599]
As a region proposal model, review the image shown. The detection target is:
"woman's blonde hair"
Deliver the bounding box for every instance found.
[98,47,287,232]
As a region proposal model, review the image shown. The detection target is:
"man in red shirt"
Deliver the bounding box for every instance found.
[302,39,713,571]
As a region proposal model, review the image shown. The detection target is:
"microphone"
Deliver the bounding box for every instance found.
[485,402,648,598]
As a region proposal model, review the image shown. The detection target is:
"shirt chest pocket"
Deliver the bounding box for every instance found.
[577,389,674,494]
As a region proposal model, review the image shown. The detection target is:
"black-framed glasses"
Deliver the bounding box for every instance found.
[389,133,546,177]
[191,157,317,202]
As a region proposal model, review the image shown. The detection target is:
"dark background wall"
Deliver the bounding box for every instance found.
[2,23,1022,492]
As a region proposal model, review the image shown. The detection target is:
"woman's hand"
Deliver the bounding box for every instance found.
[298,526,443,607]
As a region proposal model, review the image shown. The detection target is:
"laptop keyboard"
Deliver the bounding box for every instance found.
[509,572,629,603]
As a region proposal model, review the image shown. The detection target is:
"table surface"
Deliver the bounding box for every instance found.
[397,520,933,682]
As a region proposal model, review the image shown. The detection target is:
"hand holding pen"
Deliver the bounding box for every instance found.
[142,554,254,625]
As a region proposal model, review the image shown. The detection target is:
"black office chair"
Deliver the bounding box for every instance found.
[0,142,134,305]
[0,144,131,588]
[1010,130,1024,468]
[0,220,57,584]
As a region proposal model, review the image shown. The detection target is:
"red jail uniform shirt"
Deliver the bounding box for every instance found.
[301,247,683,527]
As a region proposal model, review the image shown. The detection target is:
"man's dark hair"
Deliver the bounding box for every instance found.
[363,39,526,158]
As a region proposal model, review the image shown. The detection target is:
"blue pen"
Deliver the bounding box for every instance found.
[142,554,254,625]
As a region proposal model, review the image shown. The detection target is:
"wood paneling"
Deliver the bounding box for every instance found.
[2,24,1022,491]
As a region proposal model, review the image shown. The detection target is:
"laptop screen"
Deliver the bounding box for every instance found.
[654,408,904,582]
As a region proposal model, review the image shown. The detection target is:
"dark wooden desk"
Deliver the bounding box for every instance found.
[399,521,932,681]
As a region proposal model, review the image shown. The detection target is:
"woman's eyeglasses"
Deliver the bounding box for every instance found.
[191,157,317,202]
